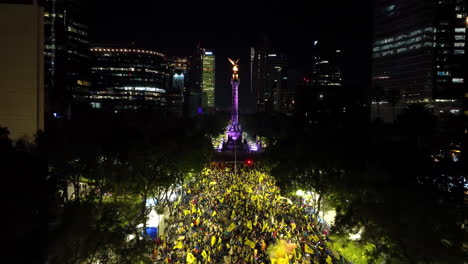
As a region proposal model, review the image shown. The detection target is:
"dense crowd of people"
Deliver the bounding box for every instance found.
[151,163,342,264]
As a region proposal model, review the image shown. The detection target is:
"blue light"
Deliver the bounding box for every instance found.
[145,227,158,239]
[205,51,213,55]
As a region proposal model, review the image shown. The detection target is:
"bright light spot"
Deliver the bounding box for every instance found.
[250,144,258,151]
[349,227,364,241]
[147,208,162,227]
[296,190,305,196]
[323,209,336,226]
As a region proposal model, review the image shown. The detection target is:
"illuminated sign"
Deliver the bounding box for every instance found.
[268,54,277,57]
[205,51,213,55]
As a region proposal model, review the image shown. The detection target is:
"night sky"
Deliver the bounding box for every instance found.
[88,0,372,111]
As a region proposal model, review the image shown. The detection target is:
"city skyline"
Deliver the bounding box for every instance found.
[87,0,373,110]
[0,1,466,263]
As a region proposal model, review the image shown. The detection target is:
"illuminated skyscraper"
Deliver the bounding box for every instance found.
[167,57,188,116]
[372,0,467,122]
[187,46,215,115]
[43,0,90,119]
[201,50,215,110]
[85,48,168,112]
[252,48,288,113]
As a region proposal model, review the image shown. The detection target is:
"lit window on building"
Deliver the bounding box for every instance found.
[77,80,91,86]
[455,28,466,33]
[437,71,451,76]
[452,78,464,83]
[454,50,465,54]
[90,102,101,109]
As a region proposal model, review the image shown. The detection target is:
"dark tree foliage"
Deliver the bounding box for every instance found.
[37,112,218,263]
[0,126,48,263]
[265,116,466,263]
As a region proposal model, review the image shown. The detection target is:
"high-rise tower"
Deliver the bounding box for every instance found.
[201,50,215,111]
[371,0,467,122]
[44,0,90,119]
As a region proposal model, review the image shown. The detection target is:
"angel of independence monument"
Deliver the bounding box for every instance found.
[221,59,249,152]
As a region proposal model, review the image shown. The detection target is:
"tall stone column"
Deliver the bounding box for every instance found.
[231,79,239,125]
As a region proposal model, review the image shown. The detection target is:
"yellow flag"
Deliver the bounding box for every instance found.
[173,241,183,249]
[183,210,191,215]
[326,255,333,264]
[191,205,196,214]
[187,189,191,194]
[231,210,236,219]
[246,220,253,230]
[186,252,196,263]
[296,247,302,260]
[211,236,216,247]
[244,239,256,249]
[220,197,224,203]
[228,222,236,232]
[195,217,200,226]
[201,250,208,259]
[218,236,222,244]
[291,222,296,231]
[271,257,289,264]
[212,210,217,217]
[304,244,314,254]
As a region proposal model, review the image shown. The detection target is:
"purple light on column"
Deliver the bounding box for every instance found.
[231,80,239,125]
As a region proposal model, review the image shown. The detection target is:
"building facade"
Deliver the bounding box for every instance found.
[0,0,44,140]
[187,46,215,115]
[43,0,90,119]
[187,46,202,116]
[84,48,168,112]
[201,50,215,111]
[167,57,188,116]
[295,43,344,126]
[372,0,467,122]
[252,48,288,113]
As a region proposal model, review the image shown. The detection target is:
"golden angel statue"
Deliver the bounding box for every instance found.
[228,58,240,80]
